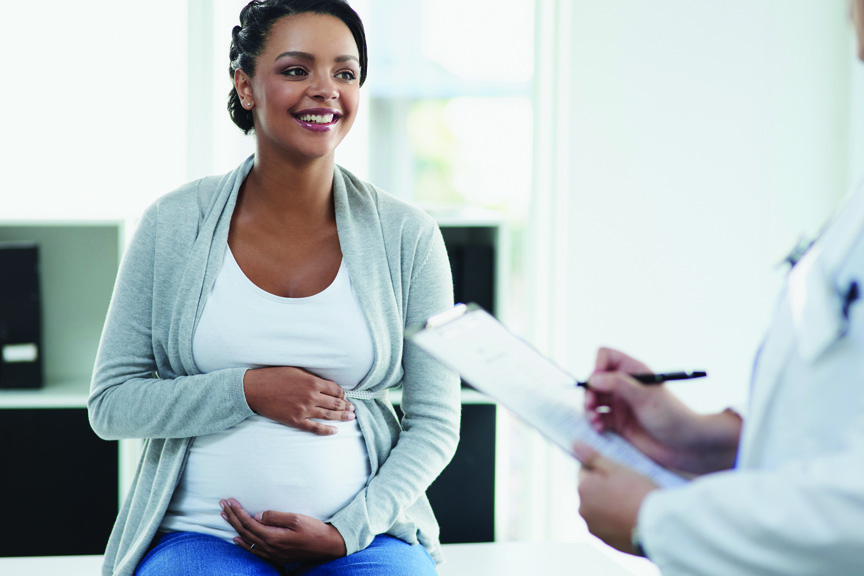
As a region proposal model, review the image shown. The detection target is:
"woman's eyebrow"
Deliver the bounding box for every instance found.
[335,55,360,64]
[275,51,359,64]
[275,50,313,62]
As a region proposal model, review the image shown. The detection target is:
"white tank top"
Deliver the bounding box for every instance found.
[160,245,374,541]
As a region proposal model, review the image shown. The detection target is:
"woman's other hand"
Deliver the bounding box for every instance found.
[220,499,347,562]
[586,347,741,475]
[243,367,355,435]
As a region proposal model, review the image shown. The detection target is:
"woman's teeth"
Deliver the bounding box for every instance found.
[298,113,334,124]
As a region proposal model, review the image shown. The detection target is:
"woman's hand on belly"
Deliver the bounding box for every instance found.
[220,498,347,562]
[243,367,356,435]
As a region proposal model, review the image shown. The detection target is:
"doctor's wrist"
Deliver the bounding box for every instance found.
[709,408,742,449]
[687,408,742,473]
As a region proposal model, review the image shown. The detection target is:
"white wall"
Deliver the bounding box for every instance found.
[522,1,858,563]
[542,0,854,413]
[852,38,864,182]
[1,1,188,222]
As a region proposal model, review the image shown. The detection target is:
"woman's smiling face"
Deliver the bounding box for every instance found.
[237,12,361,163]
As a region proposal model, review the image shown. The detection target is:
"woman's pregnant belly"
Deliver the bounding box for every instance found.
[160,415,371,541]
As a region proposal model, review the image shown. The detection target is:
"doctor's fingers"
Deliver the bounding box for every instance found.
[587,373,650,409]
[574,442,628,476]
[573,442,602,469]
[585,389,617,432]
[594,347,651,374]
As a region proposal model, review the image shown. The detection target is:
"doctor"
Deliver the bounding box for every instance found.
[574,1,864,574]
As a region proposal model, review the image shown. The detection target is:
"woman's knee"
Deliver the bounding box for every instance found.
[299,535,436,576]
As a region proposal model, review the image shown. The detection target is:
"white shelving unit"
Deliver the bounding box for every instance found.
[0,220,125,557]
[0,221,124,405]
[0,379,94,408]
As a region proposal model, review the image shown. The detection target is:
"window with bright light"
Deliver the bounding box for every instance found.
[363,0,534,218]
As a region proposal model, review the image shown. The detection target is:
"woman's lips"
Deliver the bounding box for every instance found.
[298,112,335,123]
[294,109,342,132]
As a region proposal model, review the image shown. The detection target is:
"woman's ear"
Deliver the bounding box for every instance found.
[234,69,254,109]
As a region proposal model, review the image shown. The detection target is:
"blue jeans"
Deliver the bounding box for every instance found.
[134,531,437,576]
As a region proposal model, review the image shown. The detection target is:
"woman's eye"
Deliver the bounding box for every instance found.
[336,70,357,81]
[282,67,307,78]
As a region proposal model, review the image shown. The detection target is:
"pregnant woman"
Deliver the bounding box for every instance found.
[88,1,460,575]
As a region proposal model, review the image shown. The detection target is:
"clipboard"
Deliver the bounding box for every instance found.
[408,303,688,488]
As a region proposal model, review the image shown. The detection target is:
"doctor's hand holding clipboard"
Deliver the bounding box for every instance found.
[581,348,740,477]
[574,347,742,556]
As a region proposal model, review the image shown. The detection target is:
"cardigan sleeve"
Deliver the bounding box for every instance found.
[328,222,461,554]
[88,200,254,441]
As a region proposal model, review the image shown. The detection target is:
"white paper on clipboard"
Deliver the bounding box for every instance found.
[407,303,688,488]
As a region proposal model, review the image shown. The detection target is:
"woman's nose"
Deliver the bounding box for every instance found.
[308,74,338,100]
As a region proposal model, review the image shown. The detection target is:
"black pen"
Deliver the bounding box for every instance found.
[576,371,707,388]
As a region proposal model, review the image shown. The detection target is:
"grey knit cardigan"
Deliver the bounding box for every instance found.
[88,156,461,576]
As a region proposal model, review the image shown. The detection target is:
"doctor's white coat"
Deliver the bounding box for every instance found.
[639,182,864,575]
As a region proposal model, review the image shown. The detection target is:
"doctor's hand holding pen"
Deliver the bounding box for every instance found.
[572,347,743,554]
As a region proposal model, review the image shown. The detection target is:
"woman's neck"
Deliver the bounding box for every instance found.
[242,149,336,223]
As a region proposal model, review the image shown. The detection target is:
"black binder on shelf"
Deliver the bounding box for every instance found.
[446,243,496,324]
[0,242,43,389]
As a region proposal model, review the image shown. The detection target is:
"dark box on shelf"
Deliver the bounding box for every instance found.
[0,242,43,389]
[447,243,495,314]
